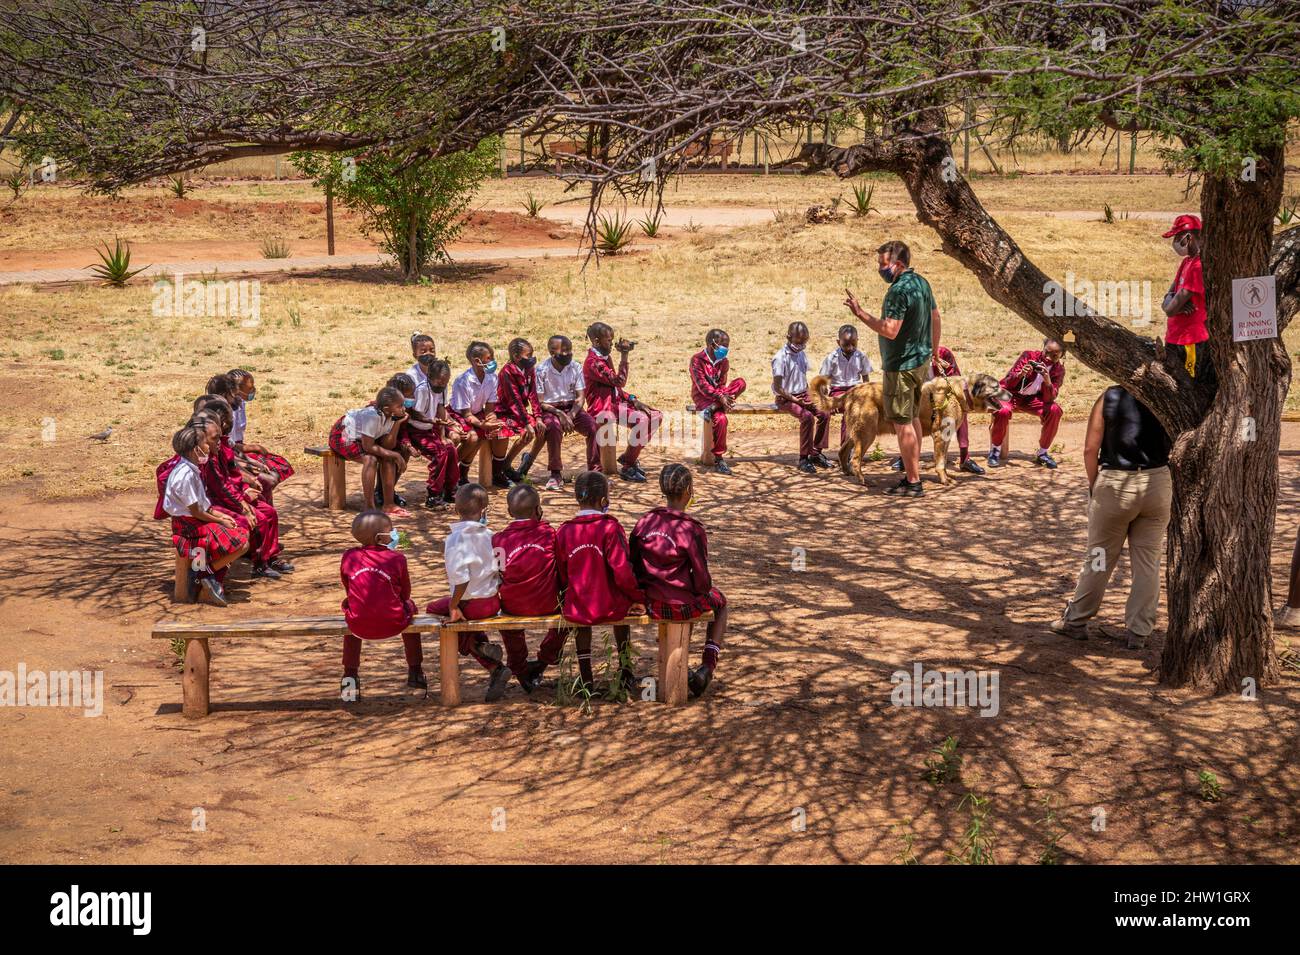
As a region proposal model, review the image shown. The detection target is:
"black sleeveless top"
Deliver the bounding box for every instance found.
[1099,386,1170,470]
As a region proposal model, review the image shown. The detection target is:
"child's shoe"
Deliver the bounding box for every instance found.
[810,451,833,469]
[1035,449,1058,469]
[544,473,564,491]
[197,575,228,607]
[374,486,408,508]
[269,558,295,573]
[796,457,817,474]
[713,457,733,475]
[424,493,446,510]
[475,640,504,665]
[961,458,986,475]
[517,452,534,477]
[485,664,511,702]
[522,658,548,691]
[407,668,428,690]
[986,447,1002,468]
[687,665,713,699]
[619,465,647,483]
[251,562,282,580]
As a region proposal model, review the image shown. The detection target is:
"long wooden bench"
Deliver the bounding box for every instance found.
[690,401,781,465]
[151,611,710,717]
[305,443,493,510]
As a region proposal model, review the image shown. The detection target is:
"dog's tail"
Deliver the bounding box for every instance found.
[807,375,842,413]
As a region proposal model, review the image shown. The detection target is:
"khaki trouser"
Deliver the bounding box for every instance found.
[1063,466,1172,637]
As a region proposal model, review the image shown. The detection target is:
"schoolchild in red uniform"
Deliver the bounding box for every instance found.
[631,464,729,698]
[328,386,410,515]
[688,328,747,475]
[403,356,460,510]
[493,484,566,692]
[339,509,425,701]
[495,337,546,484]
[555,471,647,691]
[583,322,662,483]
[225,370,295,505]
[536,334,598,491]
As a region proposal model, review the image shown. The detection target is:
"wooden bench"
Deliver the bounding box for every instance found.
[151,612,710,717]
[305,443,493,510]
[689,401,781,466]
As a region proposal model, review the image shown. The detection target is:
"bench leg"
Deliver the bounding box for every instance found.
[173,553,191,603]
[657,621,691,705]
[699,418,716,467]
[477,442,493,488]
[325,452,347,510]
[598,423,619,475]
[183,638,211,718]
[439,630,462,706]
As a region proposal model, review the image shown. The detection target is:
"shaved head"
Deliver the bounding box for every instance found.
[351,508,392,546]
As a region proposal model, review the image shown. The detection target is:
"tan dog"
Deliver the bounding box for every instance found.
[808,373,1010,485]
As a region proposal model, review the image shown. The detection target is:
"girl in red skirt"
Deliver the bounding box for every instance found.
[328,386,410,515]
[404,356,460,510]
[630,463,729,698]
[448,341,513,488]
[227,369,296,502]
[496,337,546,484]
[162,425,250,606]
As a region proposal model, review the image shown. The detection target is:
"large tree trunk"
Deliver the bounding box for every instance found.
[788,132,1296,693]
[1160,146,1287,690]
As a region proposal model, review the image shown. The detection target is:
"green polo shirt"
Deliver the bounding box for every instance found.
[878,268,935,372]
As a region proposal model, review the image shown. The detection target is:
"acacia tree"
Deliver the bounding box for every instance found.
[4,0,1299,692]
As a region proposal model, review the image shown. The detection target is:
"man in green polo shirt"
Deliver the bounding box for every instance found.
[844,239,942,497]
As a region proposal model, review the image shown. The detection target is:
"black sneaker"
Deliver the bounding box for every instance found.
[491,474,512,489]
[374,487,408,508]
[407,668,428,690]
[424,493,446,510]
[810,452,833,469]
[476,641,504,665]
[523,659,548,691]
[517,452,534,478]
[269,558,295,574]
[621,461,646,480]
[619,465,646,483]
[889,457,904,472]
[884,477,924,497]
[713,457,733,475]
[1035,450,1059,469]
[251,563,282,580]
[503,464,524,484]
[688,665,713,699]
[485,664,511,702]
[961,458,986,476]
[796,457,817,474]
[198,575,228,606]
[341,674,360,702]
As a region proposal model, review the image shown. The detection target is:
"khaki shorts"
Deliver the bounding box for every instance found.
[883,366,925,423]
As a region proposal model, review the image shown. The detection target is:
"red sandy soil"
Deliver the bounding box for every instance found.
[0,198,581,272]
[1,420,1298,864]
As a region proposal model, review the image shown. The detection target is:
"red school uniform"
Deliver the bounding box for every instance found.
[630,506,727,620]
[582,347,662,468]
[340,545,418,639]
[556,512,646,625]
[203,435,281,565]
[493,518,565,675]
[495,361,542,432]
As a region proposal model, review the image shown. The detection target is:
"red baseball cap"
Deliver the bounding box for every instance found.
[1162,214,1201,237]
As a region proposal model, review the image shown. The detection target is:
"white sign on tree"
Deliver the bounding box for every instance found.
[1231,274,1277,342]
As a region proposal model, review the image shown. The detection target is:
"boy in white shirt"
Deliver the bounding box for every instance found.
[449,340,509,488]
[327,386,410,516]
[405,356,460,509]
[819,324,875,445]
[535,334,598,491]
[772,321,831,474]
[426,483,512,701]
[162,424,250,606]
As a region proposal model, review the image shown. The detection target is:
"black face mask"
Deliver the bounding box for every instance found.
[519,356,536,370]
[552,354,572,368]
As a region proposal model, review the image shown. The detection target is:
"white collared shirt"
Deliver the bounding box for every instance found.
[343,406,390,442]
[450,368,499,414]
[409,380,444,431]
[819,347,874,387]
[230,403,248,444]
[443,520,500,599]
[163,457,209,517]
[536,356,584,404]
[771,344,810,395]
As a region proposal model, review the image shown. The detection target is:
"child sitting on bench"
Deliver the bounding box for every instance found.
[227,369,296,504]
[555,471,646,693]
[631,464,729,698]
[160,424,249,606]
[427,483,512,702]
[495,337,546,484]
[536,334,597,491]
[404,356,459,511]
[583,321,662,483]
[689,328,747,475]
[493,484,566,693]
[339,509,425,702]
[328,386,410,516]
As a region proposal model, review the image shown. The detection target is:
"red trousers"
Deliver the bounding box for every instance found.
[407,428,459,497]
[215,501,280,565]
[428,594,501,669]
[342,632,423,673]
[594,402,663,467]
[777,392,829,457]
[991,395,1062,451]
[541,401,597,473]
[696,378,748,456]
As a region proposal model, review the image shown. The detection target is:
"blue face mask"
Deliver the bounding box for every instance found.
[712,346,729,361]
[483,360,498,375]
[403,398,416,409]
[478,513,489,526]
[385,529,400,550]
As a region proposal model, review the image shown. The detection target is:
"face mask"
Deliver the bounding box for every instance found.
[879,266,897,283]
[483,360,498,375]
[552,354,572,368]
[711,346,729,361]
[244,389,256,402]
[1172,234,1192,256]
[519,356,536,370]
[195,453,210,466]
[478,513,489,526]
[384,528,400,550]
[788,341,804,352]
[403,398,416,409]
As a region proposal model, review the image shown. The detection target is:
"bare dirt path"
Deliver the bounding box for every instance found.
[1,419,1298,863]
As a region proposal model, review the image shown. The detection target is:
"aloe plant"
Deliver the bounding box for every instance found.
[260,235,291,258]
[638,209,663,237]
[522,192,545,217]
[595,212,633,254]
[848,180,879,217]
[168,174,188,198]
[89,237,149,287]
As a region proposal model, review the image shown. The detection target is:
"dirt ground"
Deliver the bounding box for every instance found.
[2,418,1299,864]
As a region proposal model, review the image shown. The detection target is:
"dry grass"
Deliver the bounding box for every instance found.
[3,197,1299,501]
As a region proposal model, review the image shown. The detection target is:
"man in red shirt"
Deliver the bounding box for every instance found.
[688,329,747,475]
[988,340,1066,469]
[1161,213,1211,382]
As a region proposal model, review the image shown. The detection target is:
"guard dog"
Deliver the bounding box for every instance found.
[808,373,1011,485]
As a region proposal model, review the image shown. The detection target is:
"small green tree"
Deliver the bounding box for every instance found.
[295,138,499,280]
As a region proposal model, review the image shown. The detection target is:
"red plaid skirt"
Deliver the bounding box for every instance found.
[447,408,525,440]
[328,416,365,461]
[246,450,294,482]
[645,587,727,621]
[171,516,249,563]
